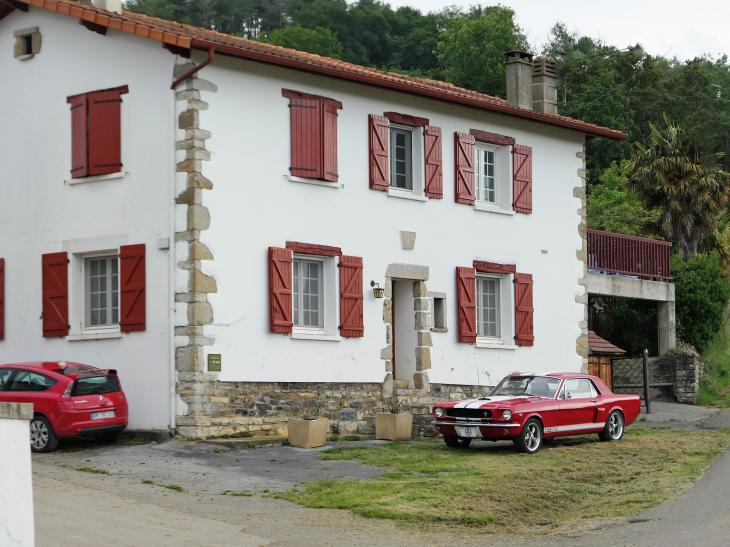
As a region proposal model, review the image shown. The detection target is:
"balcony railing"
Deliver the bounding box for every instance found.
[587,230,672,281]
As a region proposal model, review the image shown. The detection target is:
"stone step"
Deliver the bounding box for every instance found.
[394,380,410,389]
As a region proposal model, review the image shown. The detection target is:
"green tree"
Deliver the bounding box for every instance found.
[627,114,730,258]
[587,161,659,235]
[262,26,342,58]
[672,252,730,352]
[436,6,530,98]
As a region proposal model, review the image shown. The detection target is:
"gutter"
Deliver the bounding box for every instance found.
[168,84,177,432]
[171,46,215,90]
[189,39,625,142]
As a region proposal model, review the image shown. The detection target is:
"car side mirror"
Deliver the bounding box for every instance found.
[566,392,572,400]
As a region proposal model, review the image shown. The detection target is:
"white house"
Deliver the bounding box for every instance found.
[0,0,625,437]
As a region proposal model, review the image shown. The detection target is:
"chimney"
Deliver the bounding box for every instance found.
[503,50,534,110]
[81,0,122,14]
[532,56,558,115]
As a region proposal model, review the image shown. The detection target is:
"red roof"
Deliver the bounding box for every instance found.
[8,0,625,141]
[588,331,626,355]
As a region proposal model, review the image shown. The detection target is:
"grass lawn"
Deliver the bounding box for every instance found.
[283,428,730,532]
[698,319,730,407]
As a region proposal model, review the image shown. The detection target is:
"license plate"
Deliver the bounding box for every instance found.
[455,426,482,438]
[91,411,115,420]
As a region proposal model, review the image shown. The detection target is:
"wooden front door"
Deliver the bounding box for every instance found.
[588,355,613,390]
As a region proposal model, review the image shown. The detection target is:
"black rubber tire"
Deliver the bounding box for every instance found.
[443,435,472,448]
[598,410,624,442]
[514,418,543,454]
[97,430,124,443]
[30,416,59,453]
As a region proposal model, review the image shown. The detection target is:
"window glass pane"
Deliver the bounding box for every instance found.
[86,256,119,328]
[9,370,57,392]
[0,369,15,391]
[563,379,593,399]
[477,278,501,338]
[294,260,322,328]
[475,146,497,203]
[390,129,412,190]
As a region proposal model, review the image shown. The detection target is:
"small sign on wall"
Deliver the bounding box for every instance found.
[208,354,222,372]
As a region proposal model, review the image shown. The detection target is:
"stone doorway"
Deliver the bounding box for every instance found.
[392,279,418,386]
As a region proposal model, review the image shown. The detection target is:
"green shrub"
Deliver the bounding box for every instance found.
[672,252,730,352]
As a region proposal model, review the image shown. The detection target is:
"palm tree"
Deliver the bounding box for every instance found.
[627,114,730,259]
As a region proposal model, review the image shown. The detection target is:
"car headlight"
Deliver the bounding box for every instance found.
[502,410,512,421]
[434,407,444,418]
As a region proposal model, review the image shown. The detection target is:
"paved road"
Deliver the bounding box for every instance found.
[32,403,730,547]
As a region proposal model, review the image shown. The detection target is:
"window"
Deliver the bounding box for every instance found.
[475,144,498,204]
[8,370,57,392]
[0,368,15,391]
[85,256,119,328]
[67,85,128,180]
[13,27,41,60]
[476,277,500,338]
[428,291,448,332]
[293,258,324,329]
[390,127,413,190]
[560,378,593,399]
[73,375,121,396]
[283,89,341,182]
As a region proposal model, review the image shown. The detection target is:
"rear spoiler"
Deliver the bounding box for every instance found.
[68,369,118,380]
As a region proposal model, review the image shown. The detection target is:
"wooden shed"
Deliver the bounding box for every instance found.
[588,330,626,389]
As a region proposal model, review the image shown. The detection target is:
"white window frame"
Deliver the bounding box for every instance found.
[387,123,426,201]
[473,142,513,214]
[84,255,120,330]
[291,253,341,341]
[475,272,516,349]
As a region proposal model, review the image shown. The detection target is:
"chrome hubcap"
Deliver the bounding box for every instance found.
[525,423,540,451]
[608,413,623,439]
[30,420,48,450]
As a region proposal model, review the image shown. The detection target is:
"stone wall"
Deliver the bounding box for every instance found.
[612,355,701,404]
[575,146,589,372]
[674,355,701,404]
[175,379,493,439]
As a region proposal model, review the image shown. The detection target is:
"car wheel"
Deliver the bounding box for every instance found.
[443,435,472,448]
[97,430,124,443]
[30,416,58,453]
[599,411,624,442]
[514,418,542,454]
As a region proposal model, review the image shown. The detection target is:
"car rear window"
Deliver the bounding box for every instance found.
[73,375,121,396]
[53,366,94,376]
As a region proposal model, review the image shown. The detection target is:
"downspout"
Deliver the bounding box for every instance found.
[170,47,215,90]
[168,80,177,433]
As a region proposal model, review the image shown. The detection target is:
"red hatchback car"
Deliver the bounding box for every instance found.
[0,362,128,452]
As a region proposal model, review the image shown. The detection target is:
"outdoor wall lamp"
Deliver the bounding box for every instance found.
[370,280,384,299]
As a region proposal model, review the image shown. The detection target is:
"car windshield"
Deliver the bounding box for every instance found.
[489,376,561,398]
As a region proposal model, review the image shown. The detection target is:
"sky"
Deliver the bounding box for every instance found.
[385,0,730,62]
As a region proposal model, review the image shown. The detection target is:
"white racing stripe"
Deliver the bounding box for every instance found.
[544,422,605,433]
[454,395,526,409]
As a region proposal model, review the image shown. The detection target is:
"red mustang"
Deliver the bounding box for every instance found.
[432,372,641,454]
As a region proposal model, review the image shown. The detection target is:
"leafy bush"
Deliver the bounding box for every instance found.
[672,252,730,352]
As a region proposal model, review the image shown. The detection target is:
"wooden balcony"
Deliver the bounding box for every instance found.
[587,230,672,281]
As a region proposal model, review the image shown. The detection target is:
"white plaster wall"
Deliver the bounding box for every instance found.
[0,9,176,429]
[0,416,34,547]
[199,55,586,388]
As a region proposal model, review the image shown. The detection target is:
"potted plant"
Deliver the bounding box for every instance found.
[287,409,328,449]
[375,398,413,441]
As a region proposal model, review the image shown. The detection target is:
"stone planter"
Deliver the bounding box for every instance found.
[287,417,328,449]
[375,412,413,441]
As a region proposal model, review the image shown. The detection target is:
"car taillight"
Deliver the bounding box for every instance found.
[61,383,73,398]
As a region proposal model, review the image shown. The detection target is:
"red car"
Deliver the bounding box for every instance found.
[0,361,128,453]
[432,372,641,454]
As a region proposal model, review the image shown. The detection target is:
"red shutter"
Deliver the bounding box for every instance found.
[88,89,124,176]
[515,273,534,346]
[120,244,146,332]
[455,132,475,205]
[269,247,293,333]
[456,267,476,343]
[339,255,364,337]
[290,98,323,179]
[369,114,389,191]
[42,252,69,338]
[513,144,533,214]
[424,126,443,199]
[323,105,339,182]
[69,94,88,179]
[0,258,4,341]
